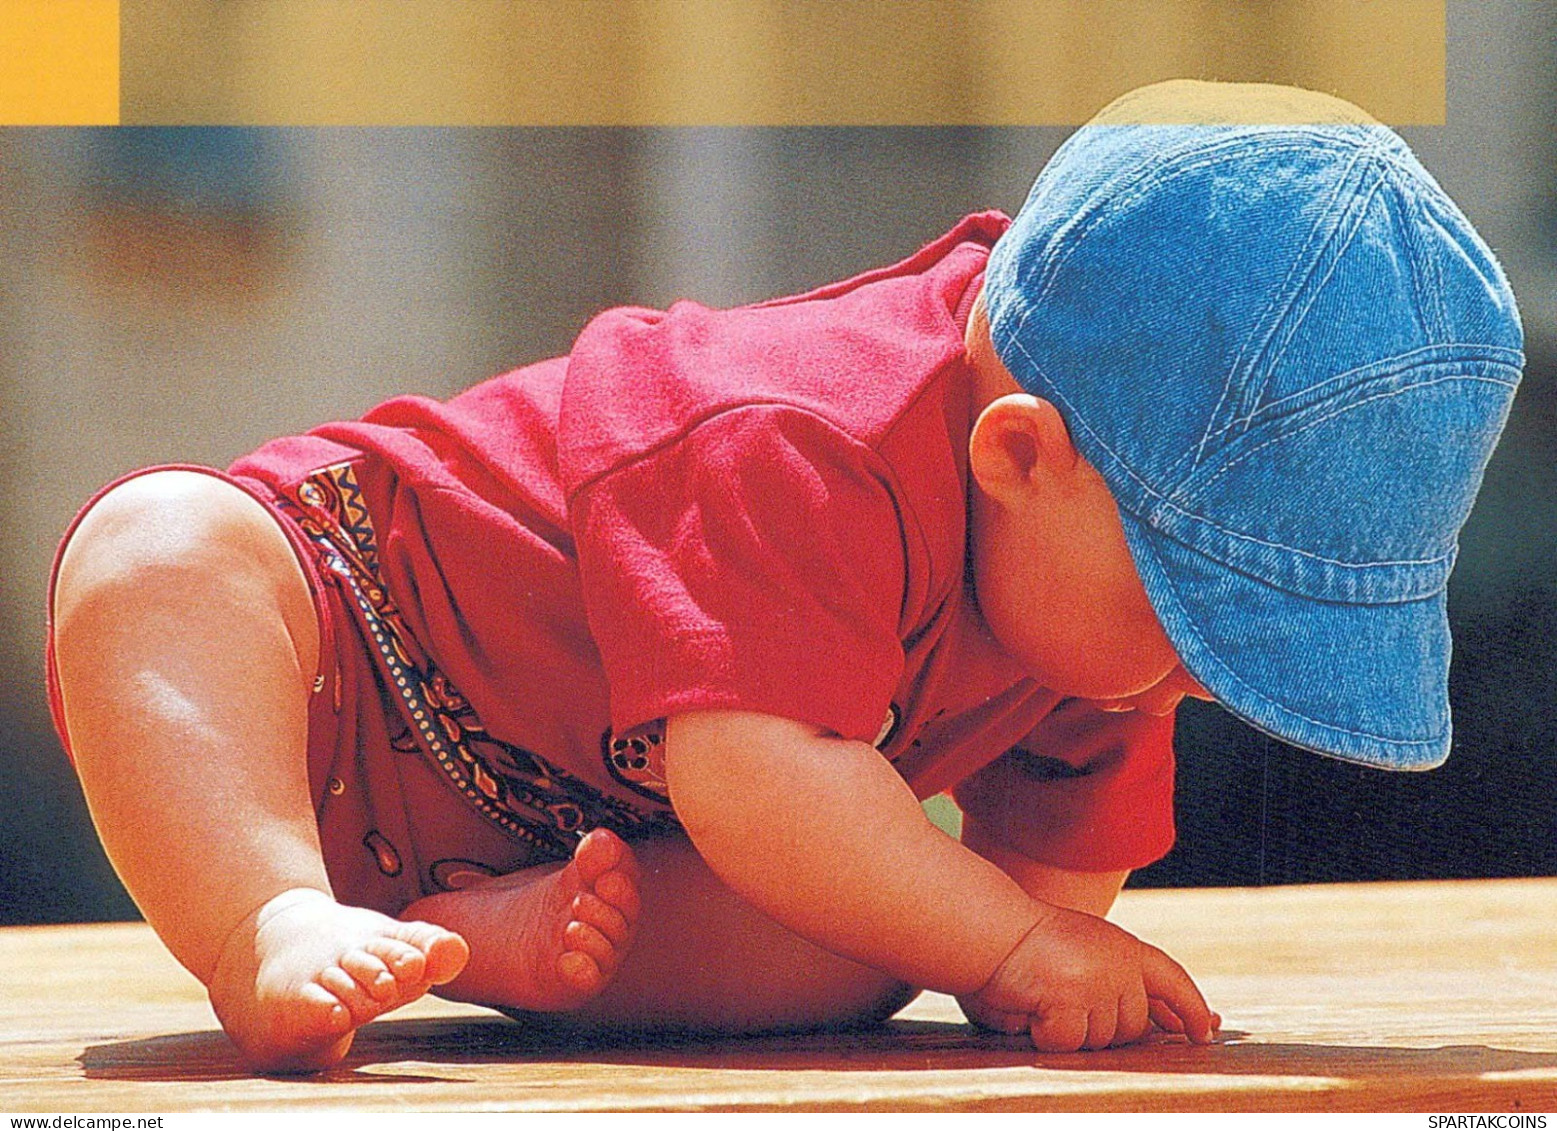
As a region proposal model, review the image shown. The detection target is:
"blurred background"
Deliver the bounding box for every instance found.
[1,1,1553,923]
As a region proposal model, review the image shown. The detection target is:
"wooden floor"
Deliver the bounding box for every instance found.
[3,879,1555,1112]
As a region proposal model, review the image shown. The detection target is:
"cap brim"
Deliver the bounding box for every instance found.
[1120,512,1452,769]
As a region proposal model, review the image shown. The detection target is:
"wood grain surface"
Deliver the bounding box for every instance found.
[2,878,1553,1112]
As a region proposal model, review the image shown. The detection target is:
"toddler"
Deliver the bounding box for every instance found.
[47,81,1522,1071]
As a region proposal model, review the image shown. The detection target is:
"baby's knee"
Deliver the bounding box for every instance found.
[57,471,280,611]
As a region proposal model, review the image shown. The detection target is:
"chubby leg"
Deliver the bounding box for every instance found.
[410,832,915,1036]
[52,470,467,1071]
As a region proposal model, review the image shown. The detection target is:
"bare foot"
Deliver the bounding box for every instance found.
[208,889,470,1073]
[406,828,642,1012]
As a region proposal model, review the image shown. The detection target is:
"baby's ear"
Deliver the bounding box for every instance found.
[969,394,1078,499]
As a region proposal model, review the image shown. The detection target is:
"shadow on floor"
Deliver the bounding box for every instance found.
[81,1014,1557,1093]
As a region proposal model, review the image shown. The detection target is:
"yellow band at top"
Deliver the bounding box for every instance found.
[0,0,119,125]
[1,0,1447,127]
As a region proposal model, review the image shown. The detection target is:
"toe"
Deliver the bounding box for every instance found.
[392,920,470,985]
[571,890,630,946]
[563,919,617,970]
[555,949,604,993]
[606,833,641,884]
[593,869,641,921]
[297,981,354,1036]
[572,828,628,886]
[364,936,427,985]
[392,918,448,953]
[318,965,383,1026]
[339,948,397,1002]
[421,931,471,985]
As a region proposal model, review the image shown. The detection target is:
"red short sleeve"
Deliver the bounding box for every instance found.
[952,699,1176,871]
[568,405,909,743]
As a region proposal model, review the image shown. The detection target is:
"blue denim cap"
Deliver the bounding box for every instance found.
[984,81,1525,769]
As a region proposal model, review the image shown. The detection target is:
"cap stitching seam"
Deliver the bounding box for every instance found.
[1194,145,1377,466]
[1385,163,1450,339]
[1177,370,1519,521]
[1025,134,1300,290]
[1234,345,1521,427]
[1183,136,1387,469]
[1152,491,1457,570]
[1015,136,1361,331]
[995,317,1162,511]
[991,135,1370,363]
[1224,162,1390,438]
[999,326,1508,572]
[1141,536,1446,748]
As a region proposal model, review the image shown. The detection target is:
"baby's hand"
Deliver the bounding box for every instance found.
[959,901,1219,1052]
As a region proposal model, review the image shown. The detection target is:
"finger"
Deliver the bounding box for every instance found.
[963,1002,1028,1034]
[1148,997,1185,1034]
[1116,990,1151,1045]
[1140,945,1216,1044]
[1029,1005,1090,1054]
[1084,1005,1118,1051]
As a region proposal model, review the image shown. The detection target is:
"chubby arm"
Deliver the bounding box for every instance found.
[665,709,1217,1050]
[664,710,1037,994]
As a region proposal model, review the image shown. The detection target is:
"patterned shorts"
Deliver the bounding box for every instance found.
[274,460,682,912]
[49,462,677,917]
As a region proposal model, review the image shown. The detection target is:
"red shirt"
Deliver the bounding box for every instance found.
[229,211,1174,877]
